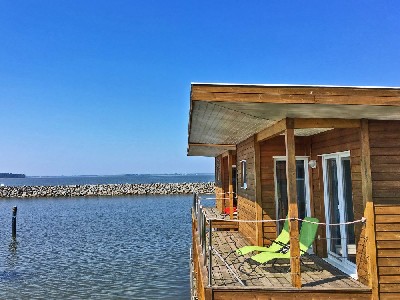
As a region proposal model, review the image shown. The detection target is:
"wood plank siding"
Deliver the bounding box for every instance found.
[215,155,223,212]
[215,153,236,213]
[309,128,369,285]
[215,186,224,212]
[236,136,257,244]
[214,154,231,213]
[369,120,400,300]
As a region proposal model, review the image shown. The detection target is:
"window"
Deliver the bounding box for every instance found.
[240,160,247,189]
[274,157,311,233]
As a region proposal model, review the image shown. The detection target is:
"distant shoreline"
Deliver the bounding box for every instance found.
[0,182,215,198]
[0,173,25,178]
[25,173,214,178]
[0,173,215,187]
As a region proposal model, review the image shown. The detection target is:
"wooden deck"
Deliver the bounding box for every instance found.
[203,207,238,230]
[193,225,372,299]
[208,231,368,289]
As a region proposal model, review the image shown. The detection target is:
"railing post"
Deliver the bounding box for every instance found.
[200,208,203,245]
[196,193,200,217]
[193,193,196,214]
[198,205,202,236]
[228,151,234,221]
[189,247,193,299]
[208,219,213,287]
[202,214,207,265]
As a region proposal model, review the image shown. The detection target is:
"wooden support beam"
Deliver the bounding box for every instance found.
[228,151,234,221]
[256,119,287,142]
[222,151,230,158]
[360,119,379,300]
[255,117,360,144]
[189,143,236,149]
[294,118,360,129]
[191,84,400,106]
[254,136,263,246]
[285,118,302,288]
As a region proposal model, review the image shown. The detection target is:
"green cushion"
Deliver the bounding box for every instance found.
[236,219,289,255]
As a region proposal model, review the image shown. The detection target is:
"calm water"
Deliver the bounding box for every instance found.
[0,195,214,299]
[0,174,214,187]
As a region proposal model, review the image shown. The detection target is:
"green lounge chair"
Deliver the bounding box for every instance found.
[250,217,319,264]
[236,218,290,256]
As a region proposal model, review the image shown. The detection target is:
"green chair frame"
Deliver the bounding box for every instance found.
[250,217,319,265]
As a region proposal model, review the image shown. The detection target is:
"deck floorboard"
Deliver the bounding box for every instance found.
[206,231,368,290]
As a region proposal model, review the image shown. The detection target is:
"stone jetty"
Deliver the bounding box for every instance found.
[0,182,215,198]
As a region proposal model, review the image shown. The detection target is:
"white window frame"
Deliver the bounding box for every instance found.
[322,150,357,278]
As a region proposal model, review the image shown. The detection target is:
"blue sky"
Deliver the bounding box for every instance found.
[0,1,399,175]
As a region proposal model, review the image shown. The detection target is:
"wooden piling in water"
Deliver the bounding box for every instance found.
[12,206,17,238]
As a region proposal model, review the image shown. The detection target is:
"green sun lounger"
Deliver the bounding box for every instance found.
[250,217,319,264]
[236,218,290,256]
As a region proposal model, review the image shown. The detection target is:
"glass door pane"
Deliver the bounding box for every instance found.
[296,160,307,221]
[341,157,356,264]
[276,161,288,233]
[325,158,343,258]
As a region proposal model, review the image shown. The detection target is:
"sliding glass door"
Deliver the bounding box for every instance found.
[322,151,356,275]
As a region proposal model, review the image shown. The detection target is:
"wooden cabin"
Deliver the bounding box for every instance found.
[188,83,400,300]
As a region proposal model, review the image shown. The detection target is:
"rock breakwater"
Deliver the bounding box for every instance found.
[0,182,215,198]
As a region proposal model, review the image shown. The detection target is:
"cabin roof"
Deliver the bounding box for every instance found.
[187,83,400,157]
[191,82,400,89]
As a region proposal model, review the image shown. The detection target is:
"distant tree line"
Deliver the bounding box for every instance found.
[0,173,26,178]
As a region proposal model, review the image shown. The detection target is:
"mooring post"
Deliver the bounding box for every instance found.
[12,206,17,238]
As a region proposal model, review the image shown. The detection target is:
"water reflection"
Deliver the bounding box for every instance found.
[0,195,193,299]
[8,238,18,262]
[9,236,17,248]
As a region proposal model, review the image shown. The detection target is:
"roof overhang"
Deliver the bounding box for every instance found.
[187,83,400,157]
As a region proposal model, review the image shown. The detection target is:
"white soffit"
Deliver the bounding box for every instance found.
[189,100,400,145]
[189,101,275,145]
